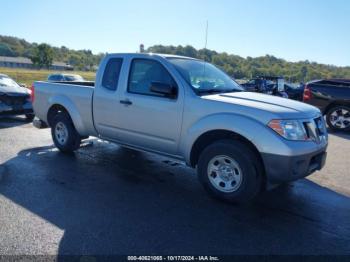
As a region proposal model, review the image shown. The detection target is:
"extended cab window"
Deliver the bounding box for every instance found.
[128,59,177,98]
[102,58,123,91]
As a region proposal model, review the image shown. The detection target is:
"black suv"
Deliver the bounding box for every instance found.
[303,79,350,132]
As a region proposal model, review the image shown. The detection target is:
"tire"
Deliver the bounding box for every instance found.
[25,113,35,122]
[326,105,350,132]
[197,140,262,203]
[51,112,81,153]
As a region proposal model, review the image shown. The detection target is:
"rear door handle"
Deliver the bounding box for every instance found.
[120,99,132,106]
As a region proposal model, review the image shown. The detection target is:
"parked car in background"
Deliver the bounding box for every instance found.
[241,76,288,98]
[48,74,85,82]
[285,83,304,101]
[32,53,328,203]
[303,79,350,132]
[0,74,34,121]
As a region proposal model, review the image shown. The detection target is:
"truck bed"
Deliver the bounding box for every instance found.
[50,81,95,87]
[33,81,96,136]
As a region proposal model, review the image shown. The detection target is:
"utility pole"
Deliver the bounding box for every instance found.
[139,44,145,53]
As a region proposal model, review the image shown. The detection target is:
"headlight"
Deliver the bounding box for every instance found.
[268,119,307,141]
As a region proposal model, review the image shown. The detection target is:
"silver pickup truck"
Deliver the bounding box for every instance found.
[32,53,328,203]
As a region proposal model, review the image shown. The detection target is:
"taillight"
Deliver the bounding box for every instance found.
[30,83,35,103]
[303,85,312,102]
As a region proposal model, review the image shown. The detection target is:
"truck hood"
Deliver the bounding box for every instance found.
[204,91,320,120]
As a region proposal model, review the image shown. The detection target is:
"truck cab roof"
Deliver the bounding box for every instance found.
[105,53,198,60]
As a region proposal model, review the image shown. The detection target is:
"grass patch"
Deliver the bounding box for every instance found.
[0,67,96,87]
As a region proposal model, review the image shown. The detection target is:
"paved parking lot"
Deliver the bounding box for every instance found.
[0,116,349,256]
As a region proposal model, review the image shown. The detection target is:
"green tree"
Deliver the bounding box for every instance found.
[31,43,54,69]
[300,66,308,82]
[183,45,197,58]
[2,34,350,78]
[0,43,15,56]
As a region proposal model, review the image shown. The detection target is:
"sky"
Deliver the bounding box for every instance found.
[1,0,349,66]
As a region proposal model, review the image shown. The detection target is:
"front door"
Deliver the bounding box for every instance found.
[115,58,184,155]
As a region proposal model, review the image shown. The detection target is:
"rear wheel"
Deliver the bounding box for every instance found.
[326,105,350,132]
[51,112,81,153]
[197,140,262,203]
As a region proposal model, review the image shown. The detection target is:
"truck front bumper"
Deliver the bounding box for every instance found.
[261,147,327,184]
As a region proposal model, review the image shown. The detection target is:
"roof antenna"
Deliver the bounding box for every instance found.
[202,20,209,83]
[204,20,209,52]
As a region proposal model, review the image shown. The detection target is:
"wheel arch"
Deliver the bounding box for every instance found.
[46,96,86,135]
[189,129,265,178]
[47,104,70,127]
[324,101,350,115]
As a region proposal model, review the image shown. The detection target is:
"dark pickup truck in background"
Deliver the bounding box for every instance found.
[241,76,304,100]
[303,79,350,132]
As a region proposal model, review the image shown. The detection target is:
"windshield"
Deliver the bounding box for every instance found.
[0,75,20,88]
[168,58,243,94]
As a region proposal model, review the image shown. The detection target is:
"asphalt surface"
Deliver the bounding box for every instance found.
[0,116,349,256]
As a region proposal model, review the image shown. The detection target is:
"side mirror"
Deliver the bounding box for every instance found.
[150,81,177,98]
[19,83,27,88]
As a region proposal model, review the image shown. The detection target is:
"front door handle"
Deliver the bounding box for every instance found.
[120,99,132,106]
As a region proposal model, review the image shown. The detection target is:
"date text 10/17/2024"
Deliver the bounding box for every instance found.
[127,256,220,261]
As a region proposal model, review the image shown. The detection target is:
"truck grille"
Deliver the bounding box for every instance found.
[303,116,327,144]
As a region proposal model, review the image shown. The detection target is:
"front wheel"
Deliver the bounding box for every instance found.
[197,140,262,203]
[326,105,350,132]
[51,113,81,153]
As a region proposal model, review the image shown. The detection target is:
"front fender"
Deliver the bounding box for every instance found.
[181,113,293,164]
[48,95,87,136]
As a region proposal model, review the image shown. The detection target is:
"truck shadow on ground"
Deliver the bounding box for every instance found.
[0,116,30,129]
[327,128,350,140]
[0,140,349,256]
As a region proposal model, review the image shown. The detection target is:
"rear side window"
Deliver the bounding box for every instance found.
[102,58,123,91]
[314,80,350,87]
